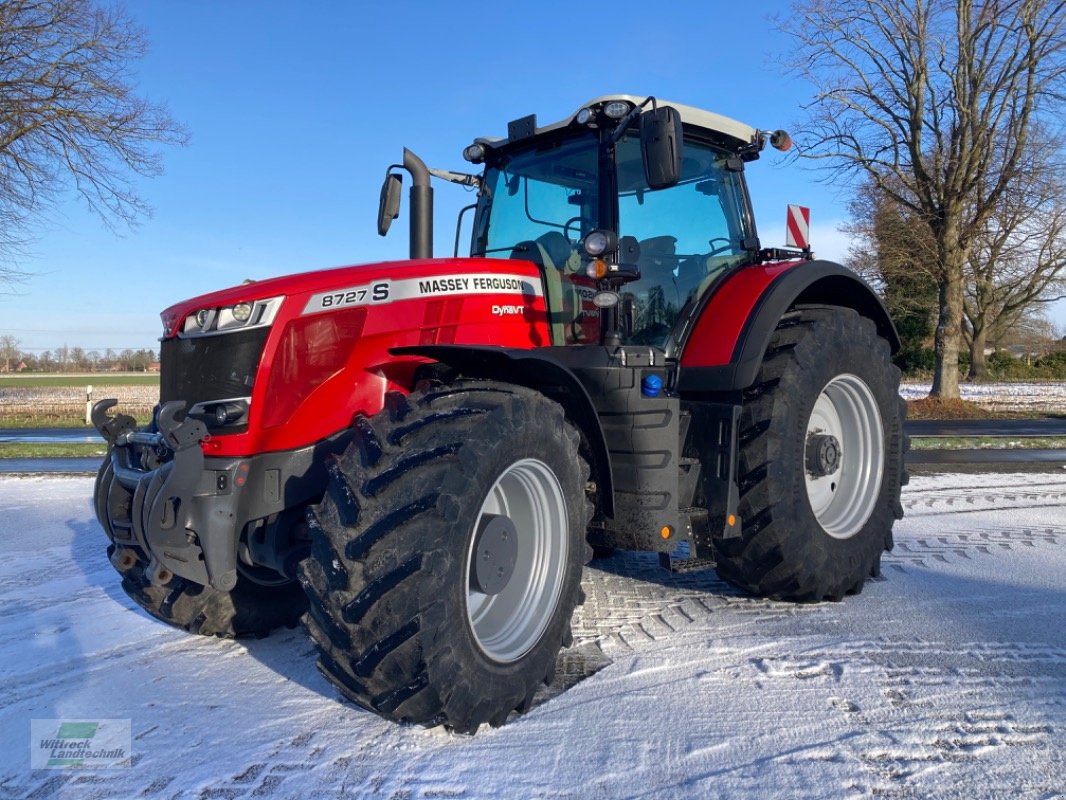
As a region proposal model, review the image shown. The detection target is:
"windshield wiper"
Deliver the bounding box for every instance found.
[471,244,528,256]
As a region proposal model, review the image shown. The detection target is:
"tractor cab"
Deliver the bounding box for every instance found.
[383,96,787,352]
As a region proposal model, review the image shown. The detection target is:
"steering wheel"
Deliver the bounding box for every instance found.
[708,237,733,256]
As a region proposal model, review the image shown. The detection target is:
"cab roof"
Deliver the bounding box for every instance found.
[479,95,759,149]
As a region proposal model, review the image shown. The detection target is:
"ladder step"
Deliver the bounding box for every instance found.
[658,551,717,574]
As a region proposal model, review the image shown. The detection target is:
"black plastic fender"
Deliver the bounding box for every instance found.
[391,344,614,518]
[677,260,900,394]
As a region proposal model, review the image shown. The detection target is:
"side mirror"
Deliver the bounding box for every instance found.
[377,172,402,236]
[640,106,683,189]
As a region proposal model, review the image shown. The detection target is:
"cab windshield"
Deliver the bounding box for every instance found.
[472,127,751,347]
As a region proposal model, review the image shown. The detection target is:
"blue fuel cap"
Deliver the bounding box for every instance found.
[641,374,663,398]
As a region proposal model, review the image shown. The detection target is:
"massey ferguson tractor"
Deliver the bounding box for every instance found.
[93,95,906,733]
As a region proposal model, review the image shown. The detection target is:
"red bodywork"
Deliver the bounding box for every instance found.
[161,256,803,459]
[162,258,553,458]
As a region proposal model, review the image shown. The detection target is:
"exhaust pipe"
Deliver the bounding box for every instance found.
[403,148,433,259]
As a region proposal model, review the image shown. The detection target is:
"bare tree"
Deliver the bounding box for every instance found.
[997,312,1059,361]
[0,333,20,371]
[964,138,1066,377]
[0,0,187,280]
[845,181,940,371]
[847,139,1066,380]
[785,0,1066,398]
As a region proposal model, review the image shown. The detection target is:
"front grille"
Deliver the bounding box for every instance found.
[160,328,270,406]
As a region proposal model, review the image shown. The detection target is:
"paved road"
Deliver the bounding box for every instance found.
[2,453,1064,476]
[0,457,101,473]
[3,418,1066,444]
[906,418,1066,436]
[0,426,100,443]
[906,448,1066,464]
[1,421,1065,474]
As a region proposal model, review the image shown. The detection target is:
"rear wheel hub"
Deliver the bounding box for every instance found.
[805,433,842,477]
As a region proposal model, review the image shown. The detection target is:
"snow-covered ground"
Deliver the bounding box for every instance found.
[2,475,1064,799]
[901,381,1066,413]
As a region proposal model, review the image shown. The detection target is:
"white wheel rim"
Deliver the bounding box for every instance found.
[804,374,884,539]
[465,458,569,663]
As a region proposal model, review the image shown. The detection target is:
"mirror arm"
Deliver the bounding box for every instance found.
[428,167,481,188]
[609,96,657,145]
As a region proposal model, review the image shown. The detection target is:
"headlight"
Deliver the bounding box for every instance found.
[187,399,250,430]
[582,229,616,257]
[604,101,632,120]
[182,296,284,336]
[592,290,620,308]
[463,143,486,164]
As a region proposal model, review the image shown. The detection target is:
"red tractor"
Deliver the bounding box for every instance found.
[93,95,906,733]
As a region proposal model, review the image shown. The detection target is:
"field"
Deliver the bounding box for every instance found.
[0,375,158,426]
[910,436,1066,449]
[0,374,159,388]
[1,378,1064,430]
[899,381,1066,415]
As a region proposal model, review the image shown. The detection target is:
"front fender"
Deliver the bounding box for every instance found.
[391,344,614,518]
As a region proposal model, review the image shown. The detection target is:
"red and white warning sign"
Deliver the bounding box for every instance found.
[785,204,810,249]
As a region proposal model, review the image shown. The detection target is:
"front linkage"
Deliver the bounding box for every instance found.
[91,399,242,591]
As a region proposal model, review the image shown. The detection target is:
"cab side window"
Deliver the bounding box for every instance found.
[617,137,749,346]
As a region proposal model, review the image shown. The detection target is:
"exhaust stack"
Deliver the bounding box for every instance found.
[403,148,433,259]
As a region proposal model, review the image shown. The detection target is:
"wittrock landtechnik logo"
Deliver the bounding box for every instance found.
[30,719,131,769]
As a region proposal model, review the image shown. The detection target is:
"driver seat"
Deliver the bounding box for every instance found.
[509,231,581,344]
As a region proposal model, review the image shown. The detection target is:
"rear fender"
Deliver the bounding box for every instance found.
[391,344,614,518]
[678,260,899,393]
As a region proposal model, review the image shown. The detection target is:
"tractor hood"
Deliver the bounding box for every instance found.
[155,255,554,457]
[159,257,544,339]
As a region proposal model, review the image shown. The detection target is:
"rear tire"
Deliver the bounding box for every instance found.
[714,307,906,601]
[299,381,590,733]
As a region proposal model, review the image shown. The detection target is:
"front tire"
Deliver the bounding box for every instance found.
[714,307,906,601]
[299,381,590,732]
[108,544,307,637]
[95,459,305,638]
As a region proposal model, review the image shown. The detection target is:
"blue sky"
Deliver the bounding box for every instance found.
[2,0,1062,354]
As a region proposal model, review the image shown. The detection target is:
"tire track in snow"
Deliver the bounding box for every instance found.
[885,525,1066,571]
[729,641,1060,797]
[535,550,837,706]
[903,487,1066,517]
